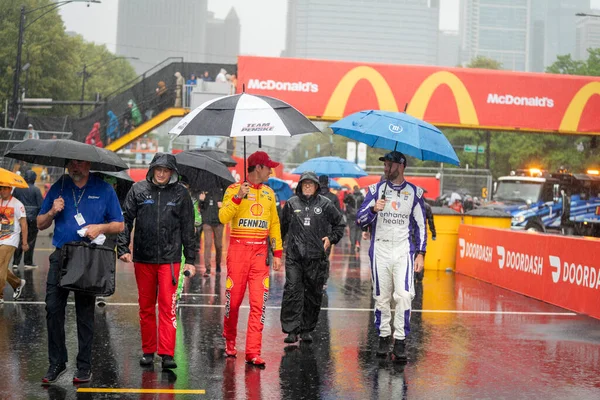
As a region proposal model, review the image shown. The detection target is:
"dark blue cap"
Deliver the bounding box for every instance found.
[378,151,406,166]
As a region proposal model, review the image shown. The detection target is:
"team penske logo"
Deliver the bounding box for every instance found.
[250,203,264,216]
[237,218,268,228]
[225,276,234,290]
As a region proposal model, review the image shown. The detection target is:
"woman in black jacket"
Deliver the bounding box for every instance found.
[280,172,345,344]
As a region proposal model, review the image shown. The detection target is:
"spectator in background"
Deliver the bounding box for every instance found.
[215,68,227,83]
[344,186,364,253]
[201,71,213,82]
[228,73,238,94]
[187,74,197,86]
[24,124,40,140]
[0,185,28,305]
[185,74,197,108]
[12,170,43,270]
[85,122,103,148]
[199,189,224,276]
[155,81,169,114]
[318,175,342,289]
[106,111,120,145]
[174,72,184,107]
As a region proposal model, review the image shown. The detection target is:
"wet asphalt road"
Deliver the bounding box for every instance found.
[1,235,600,399]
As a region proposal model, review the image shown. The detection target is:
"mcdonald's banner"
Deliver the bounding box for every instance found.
[456,225,600,320]
[237,56,600,135]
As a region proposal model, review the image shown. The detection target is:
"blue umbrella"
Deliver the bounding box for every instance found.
[292,156,367,178]
[330,110,460,166]
[266,177,294,202]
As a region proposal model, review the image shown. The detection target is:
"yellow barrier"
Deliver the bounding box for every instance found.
[424,207,462,271]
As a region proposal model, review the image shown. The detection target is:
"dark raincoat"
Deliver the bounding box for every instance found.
[280,171,345,334]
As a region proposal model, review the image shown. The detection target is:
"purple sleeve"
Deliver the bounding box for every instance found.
[356,183,378,228]
[411,187,427,253]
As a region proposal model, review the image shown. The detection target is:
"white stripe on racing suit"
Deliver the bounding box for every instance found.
[356,180,427,339]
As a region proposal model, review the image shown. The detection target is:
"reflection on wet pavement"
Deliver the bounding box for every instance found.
[1,236,599,399]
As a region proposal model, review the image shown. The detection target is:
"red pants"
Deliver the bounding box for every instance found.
[134,262,180,356]
[223,240,269,358]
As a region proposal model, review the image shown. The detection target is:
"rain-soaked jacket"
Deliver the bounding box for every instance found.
[281,172,345,260]
[117,153,196,265]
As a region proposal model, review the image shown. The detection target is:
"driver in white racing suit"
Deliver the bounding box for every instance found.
[356,151,426,361]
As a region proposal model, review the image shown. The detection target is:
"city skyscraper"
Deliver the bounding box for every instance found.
[459,0,530,71]
[576,11,600,60]
[284,0,440,65]
[116,0,240,74]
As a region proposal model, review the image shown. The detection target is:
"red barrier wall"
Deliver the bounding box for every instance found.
[456,225,600,319]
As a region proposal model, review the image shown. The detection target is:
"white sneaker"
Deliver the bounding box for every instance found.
[12,265,18,269]
[0,299,4,304]
[24,264,38,270]
[13,279,26,301]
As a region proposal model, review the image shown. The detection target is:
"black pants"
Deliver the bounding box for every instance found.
[280,257,327,334]
[13,218,38,266]
[45,250,96,369]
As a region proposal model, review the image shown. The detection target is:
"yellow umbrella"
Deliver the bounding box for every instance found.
[0,168,29,189]
[336,177,359,189]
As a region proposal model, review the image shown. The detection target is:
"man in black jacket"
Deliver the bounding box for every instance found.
[280,172,345,344]
[13,170,43,269]
[117,153,196,370]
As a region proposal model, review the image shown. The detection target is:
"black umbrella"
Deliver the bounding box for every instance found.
[5,139,128,171]
[174,151,235,192]
[189,149,237,167]
[92,170,134,205]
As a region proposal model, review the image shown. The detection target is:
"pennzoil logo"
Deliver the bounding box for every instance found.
[225,276,234,290]
[238,218,267,228]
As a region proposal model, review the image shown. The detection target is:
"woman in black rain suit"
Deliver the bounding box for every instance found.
[280,172,345,344]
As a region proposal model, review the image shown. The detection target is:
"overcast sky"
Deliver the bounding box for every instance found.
[59,0,465,56]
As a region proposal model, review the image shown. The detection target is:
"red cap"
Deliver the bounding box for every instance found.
[247,151,280,168]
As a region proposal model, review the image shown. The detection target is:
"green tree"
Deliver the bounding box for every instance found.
[546,49,600,76]
[466,56,503,70]
[0,0,136,117]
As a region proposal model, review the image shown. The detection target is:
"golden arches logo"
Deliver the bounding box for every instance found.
[559,82,600,133]
[324,67,478,126]
[323,66,399,117]
[407,71,479,126]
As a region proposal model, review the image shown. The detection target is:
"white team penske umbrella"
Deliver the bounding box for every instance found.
[169,93,319,181]
[169,93,319,139]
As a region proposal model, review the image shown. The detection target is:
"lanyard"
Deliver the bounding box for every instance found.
[0,196,12,215]
[72,188,86,214]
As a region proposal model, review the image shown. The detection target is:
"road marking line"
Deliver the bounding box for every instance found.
[9,301,577,315]
[180,293,218,297]
[77,388,205,394]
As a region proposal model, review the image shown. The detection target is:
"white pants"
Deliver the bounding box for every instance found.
[371,241,415,340]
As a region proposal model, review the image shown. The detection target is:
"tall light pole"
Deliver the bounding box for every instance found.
[78,56,138,117]
[10,0,101,124]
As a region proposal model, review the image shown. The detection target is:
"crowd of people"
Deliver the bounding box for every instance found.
[1,146,431,384]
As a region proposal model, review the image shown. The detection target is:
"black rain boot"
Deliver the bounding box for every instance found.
[284,332,298,344]
[392,339,407,362]
[376,336,391,356]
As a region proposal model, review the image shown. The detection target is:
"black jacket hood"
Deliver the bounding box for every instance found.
[295,171,320,196]
[146,153,180,185]
[23,170,37,184]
